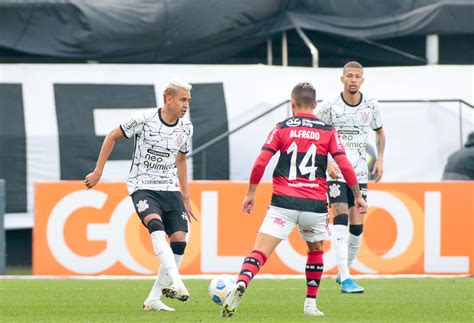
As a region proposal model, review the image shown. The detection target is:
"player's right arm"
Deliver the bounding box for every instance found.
[242,125,279,214]
[328,129,367,214]
[316,100,342,179]
[85,110,146,189]
[84,127,125,189]
[242,149,274,214]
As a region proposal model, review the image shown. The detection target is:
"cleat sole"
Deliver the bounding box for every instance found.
[162,286,190,302]
[221,284,245,317]
[341,289,364,294]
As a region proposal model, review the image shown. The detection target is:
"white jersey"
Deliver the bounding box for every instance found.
[317,93,382,183]
[120,108,193,194]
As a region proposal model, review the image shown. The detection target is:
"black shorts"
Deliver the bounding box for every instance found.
[327,181,367,208]
[131,189,188,235]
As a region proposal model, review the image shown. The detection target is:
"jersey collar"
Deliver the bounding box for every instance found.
[158,107,179,127]
[340,92,363,107]
[294,112,316,118]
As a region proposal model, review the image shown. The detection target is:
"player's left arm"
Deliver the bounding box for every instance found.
[176,152,198,222]
[370,100,385,182]
[372,127,385,182]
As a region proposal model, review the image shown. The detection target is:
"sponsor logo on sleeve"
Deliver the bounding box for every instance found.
[123,119,138,131]
[266,127,278,144]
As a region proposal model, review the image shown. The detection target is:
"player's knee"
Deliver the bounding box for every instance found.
[170,241,186,255]
[333,213,349,226]
[147,218,164,234]
[349,224,363,236]
[307,241,323,252]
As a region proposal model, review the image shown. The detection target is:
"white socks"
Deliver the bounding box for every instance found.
[159,254,183,287]
[348,233,362,269]
[333,224,350,282]
[147,253,183,301]
[150,231,185,291]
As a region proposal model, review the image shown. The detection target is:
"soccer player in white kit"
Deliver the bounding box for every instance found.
[317,61,386,293]
[84,79,196,311]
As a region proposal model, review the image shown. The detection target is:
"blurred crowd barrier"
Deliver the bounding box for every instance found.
[33,181,473,275]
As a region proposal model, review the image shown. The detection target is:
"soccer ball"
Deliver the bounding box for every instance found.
[208,274,237,305]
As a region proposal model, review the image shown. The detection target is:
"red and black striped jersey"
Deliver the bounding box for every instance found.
[250,112,356,212]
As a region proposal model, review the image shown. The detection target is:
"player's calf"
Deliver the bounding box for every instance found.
[236,250,267,287]
[304,249,325,316]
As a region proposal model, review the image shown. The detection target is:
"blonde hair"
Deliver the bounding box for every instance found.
[163,79,192,97]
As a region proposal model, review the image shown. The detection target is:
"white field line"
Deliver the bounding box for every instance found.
[0,274,471,280]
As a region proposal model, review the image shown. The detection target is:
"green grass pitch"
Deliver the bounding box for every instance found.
[1,278,473,322]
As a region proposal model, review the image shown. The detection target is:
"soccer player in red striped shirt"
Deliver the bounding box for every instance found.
[221,82,367,318]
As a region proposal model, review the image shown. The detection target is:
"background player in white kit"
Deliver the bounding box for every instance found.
[84,79,196,311]
[317,61,386,293]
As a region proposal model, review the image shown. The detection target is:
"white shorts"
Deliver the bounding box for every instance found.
[258,205,330,242]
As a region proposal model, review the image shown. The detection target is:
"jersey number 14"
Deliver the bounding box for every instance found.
[287,141,318,181]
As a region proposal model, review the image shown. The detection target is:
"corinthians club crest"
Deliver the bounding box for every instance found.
[175,132,185,146]
[358,110,371,125]
[329,183,341,198]
[136,199,149,213]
